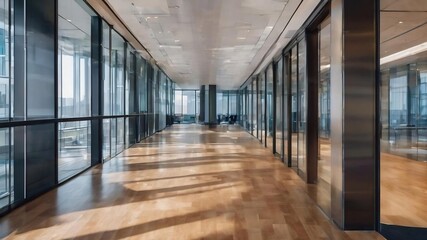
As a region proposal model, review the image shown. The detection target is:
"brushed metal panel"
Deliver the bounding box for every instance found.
[330,0,377,230]
[330,0,344,228]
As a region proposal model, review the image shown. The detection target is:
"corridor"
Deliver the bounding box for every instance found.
[0,125,383,240]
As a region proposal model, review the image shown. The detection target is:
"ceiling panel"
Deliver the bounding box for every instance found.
[106,0,313,89]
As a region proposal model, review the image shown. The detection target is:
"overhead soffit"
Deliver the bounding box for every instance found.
[105,0,318,89]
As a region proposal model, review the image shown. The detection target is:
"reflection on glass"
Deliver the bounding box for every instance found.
[102,119,111,161]
[252,80,257,137]
[257,78,265,142]
[103,21,111,116]
[182,90,196,124]
[291,46,298,167]
[126,46,136,115]
[58,0,94,118]
[283,55,289,161]
[0,0,9,120]
[266,66,274,148]
[117,117,125,153]
[380,0,427,231]
[317,16,331,216]
[0,128,10,209]
[58,121,91,182]
[139,57,147,113]
[112,31,125,116]
[275,58,283,156]
[297,39,307,174]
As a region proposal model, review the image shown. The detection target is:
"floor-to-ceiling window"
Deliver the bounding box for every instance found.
[380,0,427,233]
[182,90,197,124]
[58,0,94,181]
[0,0,174,215]
[0,0,11,212]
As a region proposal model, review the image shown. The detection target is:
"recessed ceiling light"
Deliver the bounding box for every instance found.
[66,19,72,22]
[399,21,403,24]
[154,17,158,19]
[237,37,246,40]
[267,26,273,29]
[174,40,180,43]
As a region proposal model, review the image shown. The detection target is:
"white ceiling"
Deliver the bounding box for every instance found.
[105,0,318,89]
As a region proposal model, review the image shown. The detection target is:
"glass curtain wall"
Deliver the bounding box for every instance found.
[0,0,10,210]
[0,0,174,215]
[380,0,427,231]
[58,0,94,181]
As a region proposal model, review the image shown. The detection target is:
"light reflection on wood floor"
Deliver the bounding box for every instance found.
[0,125,383,239]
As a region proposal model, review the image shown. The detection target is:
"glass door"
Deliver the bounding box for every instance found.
[317,16,331,216]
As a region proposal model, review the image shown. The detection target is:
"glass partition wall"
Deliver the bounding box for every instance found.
[238,17,329,218]
[380,0,427,233]
[0,0,175,214]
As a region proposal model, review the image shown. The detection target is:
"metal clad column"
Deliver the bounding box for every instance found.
[208,85,217,125]
[330,0,377,230]
[200,85,205,123]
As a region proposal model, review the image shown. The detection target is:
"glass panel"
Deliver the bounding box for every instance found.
[110,118,117,156]
[174,90,182,123]
[297,39,307,175]
[380,1,427,231]
[103,21,111,116]
[291,46,298,168]
[0,0,9,120]
[139,57,147,113]
[112,31,125,116]
[252,80,257,136]
[266,66,274,148]
[0,128,10,209]
[126,47,136,115]
[102,119,111,161]
[317,16,331,216]
[283,55,289,161]
[58,121,91,182]
[117,117,125,153]
[276,58,283,156]
[183,91,196,124]
[58,0,94,118]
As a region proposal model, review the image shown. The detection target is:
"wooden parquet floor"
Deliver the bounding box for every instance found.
[0,125,383,240]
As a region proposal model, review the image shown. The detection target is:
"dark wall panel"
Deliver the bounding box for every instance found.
[26,124,56,198]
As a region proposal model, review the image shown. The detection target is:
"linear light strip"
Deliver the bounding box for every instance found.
[381,41,427,65]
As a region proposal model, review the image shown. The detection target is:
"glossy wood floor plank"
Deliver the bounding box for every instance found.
[0,125,383,240]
